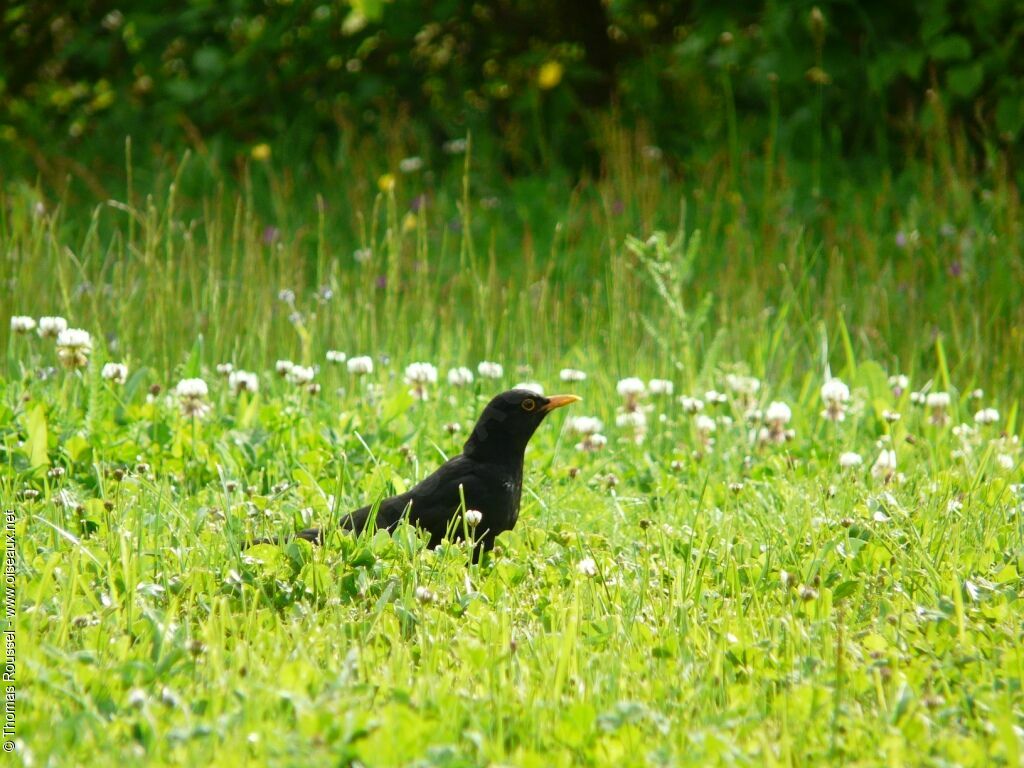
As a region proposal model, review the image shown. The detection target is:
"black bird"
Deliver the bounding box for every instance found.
[259,389,580,553]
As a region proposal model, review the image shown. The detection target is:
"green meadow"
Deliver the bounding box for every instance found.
[3,129,1022,767]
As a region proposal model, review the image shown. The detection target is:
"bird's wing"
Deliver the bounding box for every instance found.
[403,456,505,543]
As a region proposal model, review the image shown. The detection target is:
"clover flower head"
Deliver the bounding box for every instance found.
[10,315,35,334]
[175,378,211,418]
[56,328,93,369]
[974,408,999,425]
[37,316,68,338]
[704,390,728,406]
[229,370,259,395]
[477,361,504,379]
[821,378,850,405]
[101,362,128,384]
[695,414,716,434]
[216,363,234,376]
[559,368,587,383]
[680,396,705,414]
[871,449,897,481]
[765,401,792,425]
[577,557,598,578]
[347,356,374,375]
[616,377,646,397]
[288,365,315,385]
[726,374,761,396]
[399,156,424,173]
[514,382,544,395]
[326,350,347,364]
[839,451,863,468]
[889,374,909,397]
[576,433,607,452]
[820,378,851,421]
[447,366,474,387]
[568,416,604,435]
[926,391,952,425]
[464,509,483,529]
[275,360,294,376]
[648,378,674,395]
[616,410,647,429]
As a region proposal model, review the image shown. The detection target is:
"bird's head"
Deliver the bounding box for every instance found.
[463,389,581,461]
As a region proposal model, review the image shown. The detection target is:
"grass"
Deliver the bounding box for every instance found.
[3,131,1023,766]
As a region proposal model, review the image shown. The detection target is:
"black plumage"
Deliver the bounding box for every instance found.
[263,389,579,553]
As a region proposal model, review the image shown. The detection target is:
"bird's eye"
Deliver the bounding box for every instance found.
[521,398,536,412]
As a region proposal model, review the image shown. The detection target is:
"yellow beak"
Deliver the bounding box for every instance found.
[542,394,582,412]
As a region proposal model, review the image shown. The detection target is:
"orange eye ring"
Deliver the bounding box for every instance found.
[521,398,536,412]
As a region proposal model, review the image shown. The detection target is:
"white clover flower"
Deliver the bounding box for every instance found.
[910,391,926,405]
[101,362,128,384]
[464,509,483,529]
[648,378,674,395]
[514,382,544,395]
[820,378,851,421]
[616,410,647,429]
[559,368,587,382]
[568,416,604,435]
[215,362,234,376]
[871,449,897,480]
[695,414,716,434]
[405,362,438,400]
[37,316,68,339]
[577,557,598,577]
[926,391,952,425]
[447,366,474,386]
[576,433,607,452]
[399,156,424,173]
[326,350,347,364]
[704,390,728,405]
[56,328,93,369]
[821,378,850,404]
[477,361,503,379]
[347,356,374,375]
[10,316,35,334]
[680,396,705,413]
[175,378,211,418]
[883,410,901,423]
[287,365,315,385]
[974,408,999,425]
[996,454,1014,471]
[354,247,373,264]
[414,586,436,604]
[229,370,259,395]
[404,362,438,384]
[889,374,909,396]
[275,359,294,376]
[175,378,209,399]
[952,423,975,439]
[616,377,646,397]
[765,401,792,424]
[839,451,863,468]
[726,374,761,396]
[443,138,468,155]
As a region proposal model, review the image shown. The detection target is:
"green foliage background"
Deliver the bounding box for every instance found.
[3,0,1022,178]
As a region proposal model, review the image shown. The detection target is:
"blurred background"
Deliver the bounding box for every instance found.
[3,0,1022,186]
[2,1,1021,383]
